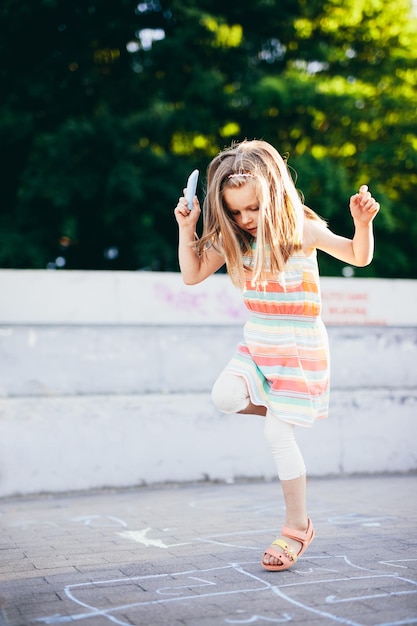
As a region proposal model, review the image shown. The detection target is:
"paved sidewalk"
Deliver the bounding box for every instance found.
[0,475,416,626]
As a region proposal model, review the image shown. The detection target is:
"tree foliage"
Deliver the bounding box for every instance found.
[1,0,416,276]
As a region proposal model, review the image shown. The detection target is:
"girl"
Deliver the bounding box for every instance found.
[174,139,380,572]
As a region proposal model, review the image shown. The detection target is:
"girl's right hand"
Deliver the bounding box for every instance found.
[174,190,201,229]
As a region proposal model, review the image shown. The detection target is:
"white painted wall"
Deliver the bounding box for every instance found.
[2,269,416,326]
[0,270,416,497]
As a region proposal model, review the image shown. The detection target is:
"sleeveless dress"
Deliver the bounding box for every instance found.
[224,245,330,427]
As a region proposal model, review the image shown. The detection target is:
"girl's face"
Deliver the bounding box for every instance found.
[223,182,259,238]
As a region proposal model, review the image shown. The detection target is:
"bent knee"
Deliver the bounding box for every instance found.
[211,372,250,414]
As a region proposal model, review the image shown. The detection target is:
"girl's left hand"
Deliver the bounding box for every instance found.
[350,185,380,225]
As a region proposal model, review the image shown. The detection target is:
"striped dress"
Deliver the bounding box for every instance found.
[225,245,330,427]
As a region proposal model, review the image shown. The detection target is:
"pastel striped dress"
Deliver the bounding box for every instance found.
[225,245,330,427]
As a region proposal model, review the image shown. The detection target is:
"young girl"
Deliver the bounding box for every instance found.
[174,139,380,572]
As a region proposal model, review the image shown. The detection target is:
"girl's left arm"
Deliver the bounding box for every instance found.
[309,185,380,267]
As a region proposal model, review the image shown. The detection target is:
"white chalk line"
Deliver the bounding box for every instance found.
[35,557,417,626]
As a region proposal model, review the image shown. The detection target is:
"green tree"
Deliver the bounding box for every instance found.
[1,0,416,276]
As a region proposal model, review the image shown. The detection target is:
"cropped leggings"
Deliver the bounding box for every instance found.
[211,372,306,481]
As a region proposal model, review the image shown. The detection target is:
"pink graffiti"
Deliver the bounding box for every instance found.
[215,289,248,321]
[154,283,209,316]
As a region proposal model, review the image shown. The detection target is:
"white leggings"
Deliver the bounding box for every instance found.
[211,372,306,481]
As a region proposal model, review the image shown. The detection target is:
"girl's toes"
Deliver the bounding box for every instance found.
[263,554,282,567]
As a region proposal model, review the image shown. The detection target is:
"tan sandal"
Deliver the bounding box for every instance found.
[262,517,315,571]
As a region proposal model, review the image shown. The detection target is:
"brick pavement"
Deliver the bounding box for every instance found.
[0,475,416,626]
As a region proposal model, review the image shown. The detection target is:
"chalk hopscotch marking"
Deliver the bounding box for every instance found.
[35,563,269,626]
[156,576,217,596]
[326,587,417,604]
[326,514,390,527]
[35,556,417,626]
[379,558,417,570]
[225,615,292,624]
[272,578,417,626]
[117,527,191,549]
[7,515,129,529]
[196,527,279,551]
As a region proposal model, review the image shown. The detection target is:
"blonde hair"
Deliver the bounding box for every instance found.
[196,139,324,287]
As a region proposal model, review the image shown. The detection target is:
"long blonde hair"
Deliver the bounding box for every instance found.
[196,139,323,287]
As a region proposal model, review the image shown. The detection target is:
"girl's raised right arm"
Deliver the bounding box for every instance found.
[174,194,225,285]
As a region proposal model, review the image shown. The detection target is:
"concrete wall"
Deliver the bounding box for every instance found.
[0,270,416,497]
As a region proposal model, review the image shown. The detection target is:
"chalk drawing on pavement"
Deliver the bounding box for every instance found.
[35,555,417,626]
[379,558,417,570]
[225,615,292,624]
[117,527,191,549]
[8,514,129,529]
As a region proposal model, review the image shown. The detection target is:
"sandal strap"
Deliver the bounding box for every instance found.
[264,544,295,569]
[270,538,299,563]
[281,517,313,546]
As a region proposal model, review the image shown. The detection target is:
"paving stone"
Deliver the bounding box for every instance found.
[0,475,416,625]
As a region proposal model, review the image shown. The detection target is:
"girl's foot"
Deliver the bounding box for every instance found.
[262,535,303,568]
[261,518,315,571]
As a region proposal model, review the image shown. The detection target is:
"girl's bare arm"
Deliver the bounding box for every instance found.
[174,194,225,285]
[306,185,380,266]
